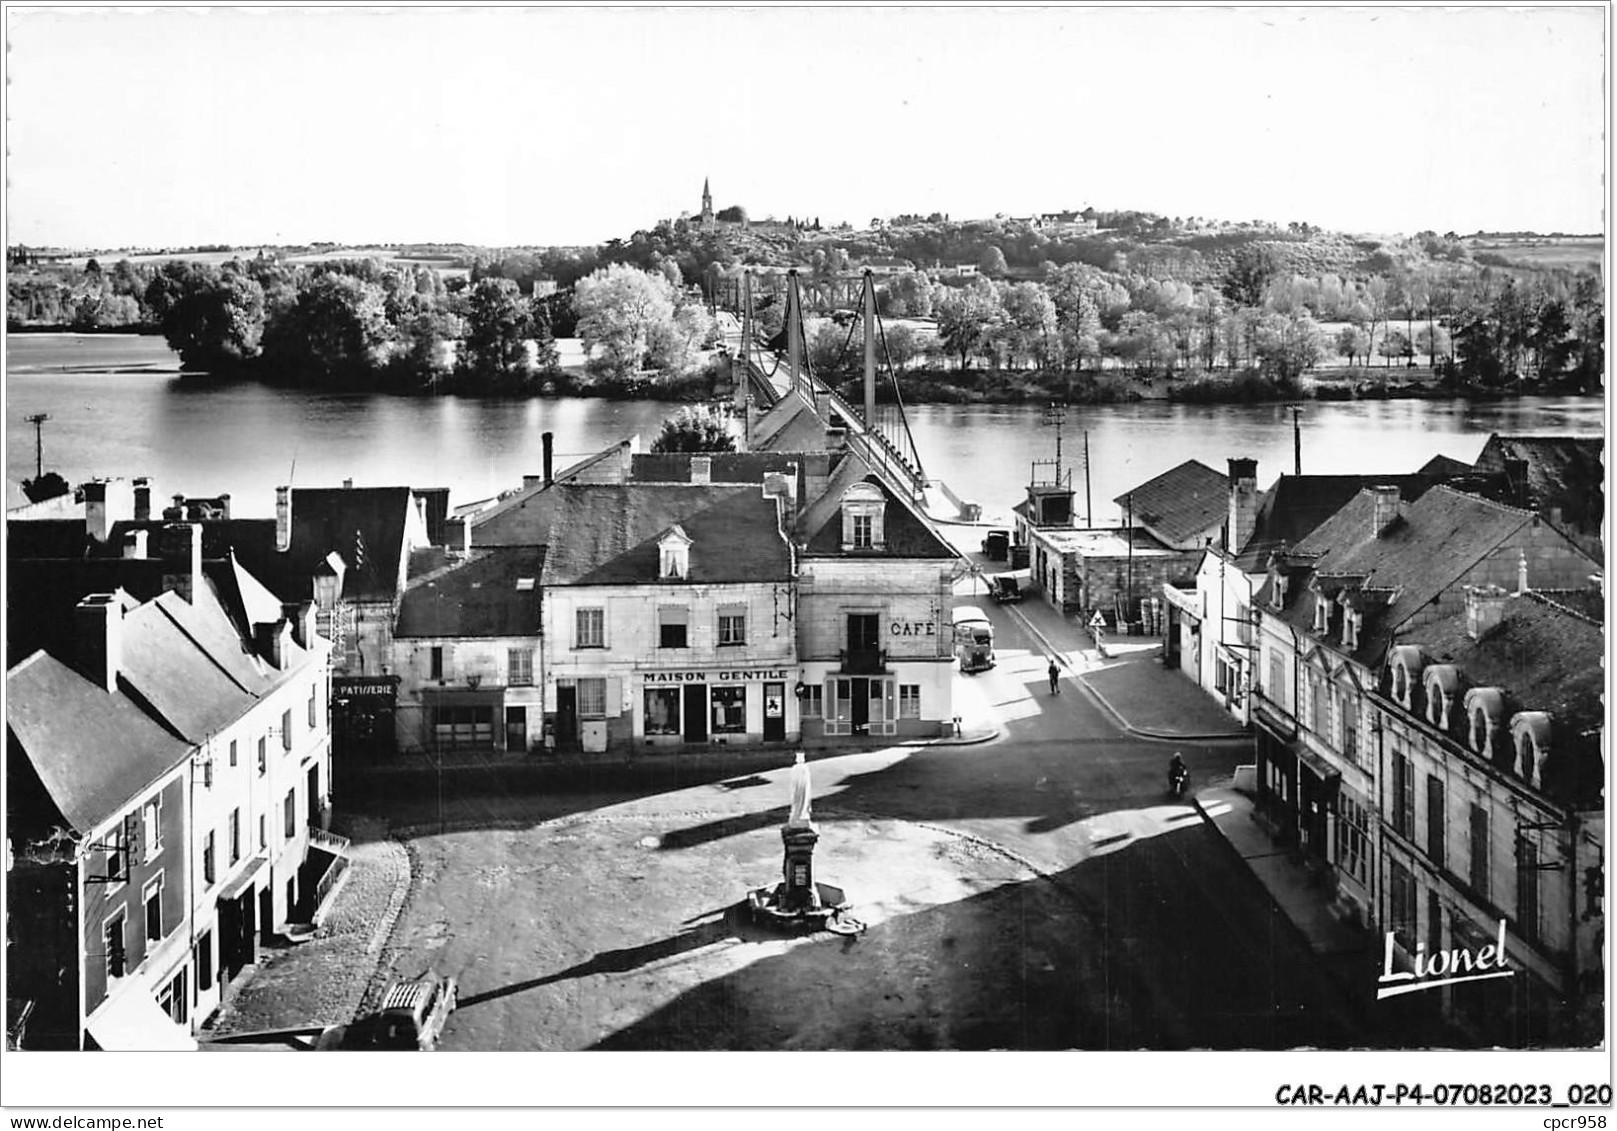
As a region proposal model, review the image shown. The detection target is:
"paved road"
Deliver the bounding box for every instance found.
[354,611,1365,1050]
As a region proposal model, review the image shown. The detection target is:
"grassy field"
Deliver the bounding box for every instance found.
[1467,236,1603,271]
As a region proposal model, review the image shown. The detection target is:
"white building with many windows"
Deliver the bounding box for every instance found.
[792,454,958,740]
[539,481,799,754]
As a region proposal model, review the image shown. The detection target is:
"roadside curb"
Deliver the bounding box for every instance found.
[1076,673,1252,743]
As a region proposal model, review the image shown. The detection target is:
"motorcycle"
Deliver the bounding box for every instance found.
[1167,761,1189,799]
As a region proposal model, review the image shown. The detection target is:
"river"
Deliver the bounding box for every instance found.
[5,334,1605,522]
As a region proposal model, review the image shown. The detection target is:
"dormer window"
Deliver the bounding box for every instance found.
[840,482,887,552]
[1270,571,1289,609]
[1343,609,1361,650]
[658,525,692,580]
[1312,597,1330,635]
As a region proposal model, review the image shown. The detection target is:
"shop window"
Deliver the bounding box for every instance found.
[718,609,746,646]
[508,648,533,687]
[712,686,747,734]
[658,606,689,649]
[577,678,607,718]
[801,685,824,719]
[144,875,164,942]
[432,704,495,749]
[576,608,605,649]
[645,688,682,736]
[899,684,920,718]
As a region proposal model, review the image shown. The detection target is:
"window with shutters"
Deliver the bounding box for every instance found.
[576,607,605,649]
[430,646,444,681]
[282,709,293,751]
[257,737,267,776]
[578,678,607,719]
[308,683,319,729]
[142,796,162,861]
[284,790,296,840]
[104,910,127,980]
[229,808,241,864]
[203,831,216,887]
[1340,697,1359,764]
[144,875,164,942]
[104,822,128,887]
[1267,650,1286,709]
[228,739,238,767]
[1517,837,1540,942]
[1389,859,1417,950]
[1469,804,1490,900]
[1391,753,1413,839]
[1426,776,1446,866]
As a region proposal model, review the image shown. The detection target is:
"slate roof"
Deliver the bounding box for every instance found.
[1113,459,1228,546]
[750,395,837,453]
[796,453,956,560]
[541,484,791,587]
[280,487,416,602]
[470,442,633,548]
[1260,486,1550,664]
[630,451,809,484]
[396,547,546,638]
[1231,474,1448,572]
[1473,434,1604,530]
[8,651,190,836]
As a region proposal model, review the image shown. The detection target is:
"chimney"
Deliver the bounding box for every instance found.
[165,493,186,521]
[523,475,544,491]
[75,593,123,693]
[122,529,148,559]
[1503,456,1530,506]
[543,431,555,487]
[133,477,152,522]
[217,493,231,520]
[282,601,316,649]
[1227,457,1258,553]
[83,480,110,544]
[691,455,712,485]
[1370,485,1401,537]
[762,471,796,528]
[1515,549,1528,596]
[275,486,292,552]
[802,453,831,506]
[343,478,354,490]
[256,619,292,669]
[159,522,202,603]
[1465,584,1509,640]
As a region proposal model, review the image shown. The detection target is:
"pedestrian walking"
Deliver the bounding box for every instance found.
[1047,658,1060,695]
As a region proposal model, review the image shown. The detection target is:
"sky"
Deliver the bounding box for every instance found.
[4,5,1608,250]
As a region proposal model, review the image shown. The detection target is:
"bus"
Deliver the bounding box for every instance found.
[951,605,995,673]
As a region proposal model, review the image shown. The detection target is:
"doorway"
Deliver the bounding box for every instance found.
[682,683,708,743]
[850,677,869,734]
[555,686,578,748]
[505,706,527,752]
[763,682,785,741]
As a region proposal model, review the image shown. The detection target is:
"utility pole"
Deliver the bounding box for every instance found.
[1291,406,1302,475]
[1083,430,1092,527]
[25,413,48,478]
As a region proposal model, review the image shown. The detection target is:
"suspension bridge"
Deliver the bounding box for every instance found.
[718,269,982,524]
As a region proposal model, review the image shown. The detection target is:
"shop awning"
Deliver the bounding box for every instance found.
[86,988,197,1051]
[1295,742,1343,786]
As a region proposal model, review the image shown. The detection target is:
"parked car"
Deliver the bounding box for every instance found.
[980,528,1010,562]
[988,573,1024,604]
[316,975,459,1051]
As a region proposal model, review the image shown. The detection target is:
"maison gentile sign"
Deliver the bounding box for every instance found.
[641,667,793,683]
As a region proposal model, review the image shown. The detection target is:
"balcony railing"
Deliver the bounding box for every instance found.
[839,647,888,674]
